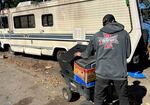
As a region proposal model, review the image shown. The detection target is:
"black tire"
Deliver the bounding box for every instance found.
[8,47,12,53]
[6,46,15,55]
[62,87,73,102]
[4,46,14,57]
[56,50,66,60]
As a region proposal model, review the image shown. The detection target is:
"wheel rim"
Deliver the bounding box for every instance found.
[63,90,69,100]
[56,50,66,60]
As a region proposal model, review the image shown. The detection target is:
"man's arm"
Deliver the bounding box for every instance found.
[75,36,95,58]
[126,33,131,58]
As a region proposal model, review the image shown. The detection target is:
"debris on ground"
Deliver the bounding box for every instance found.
[4,54,64,87]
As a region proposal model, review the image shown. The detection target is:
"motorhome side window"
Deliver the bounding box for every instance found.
[42,14,53,27]
[14,14,35,28]
[0,17,8,29]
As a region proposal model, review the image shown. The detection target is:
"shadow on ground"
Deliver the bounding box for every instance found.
[128,80,147,105]
[13,97,34,105]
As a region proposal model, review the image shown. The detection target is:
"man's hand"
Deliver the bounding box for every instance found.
[74,51,81,56]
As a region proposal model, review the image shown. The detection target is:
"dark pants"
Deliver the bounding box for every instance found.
[94,77,130,105]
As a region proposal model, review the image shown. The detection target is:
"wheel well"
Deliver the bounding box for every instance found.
[53,48,67,56]
[3,44,10,51]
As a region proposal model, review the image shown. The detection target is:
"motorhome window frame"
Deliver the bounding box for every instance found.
[13,14,35,28]
[41,14,53,27]
[0,16,9,29]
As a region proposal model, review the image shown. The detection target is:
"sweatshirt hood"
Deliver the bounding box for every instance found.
[100,22,124,34]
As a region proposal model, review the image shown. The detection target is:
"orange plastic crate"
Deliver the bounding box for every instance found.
[74,62,96,83]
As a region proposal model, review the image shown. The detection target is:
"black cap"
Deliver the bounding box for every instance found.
[103,14,116,26]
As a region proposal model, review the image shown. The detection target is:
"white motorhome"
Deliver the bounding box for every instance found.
[0,0,149,62]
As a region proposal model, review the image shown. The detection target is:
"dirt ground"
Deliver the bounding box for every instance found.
[0,52,150,105]
[0,52,84,105]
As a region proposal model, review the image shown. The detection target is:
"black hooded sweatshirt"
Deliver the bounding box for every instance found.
[81,22,131,80]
